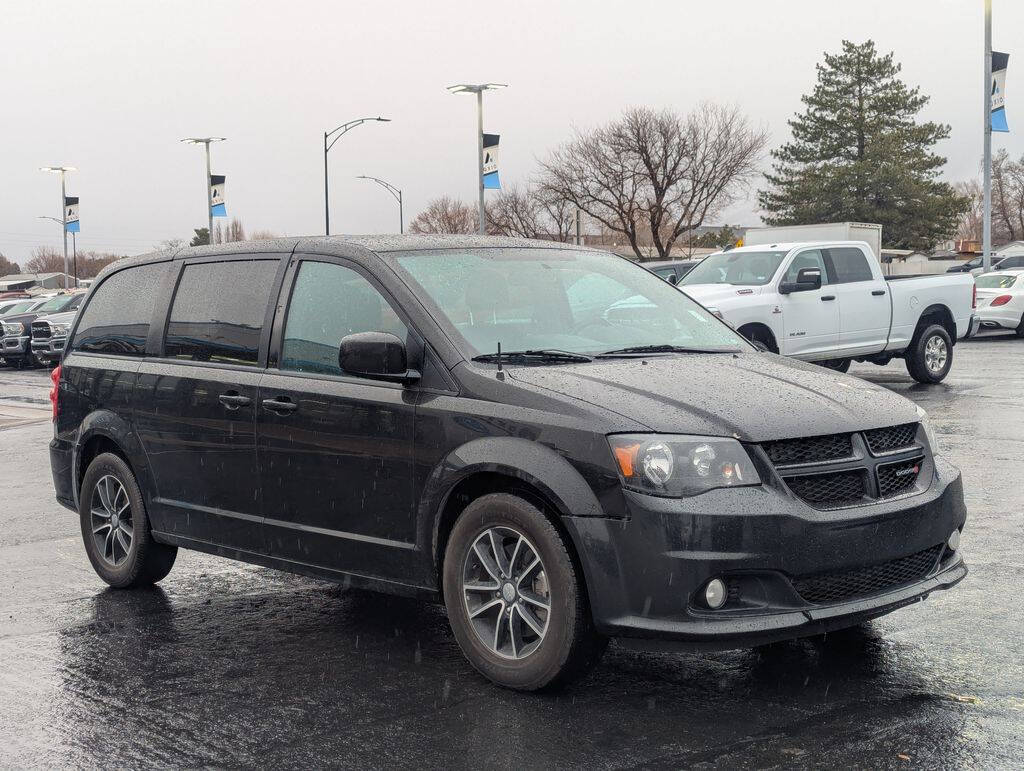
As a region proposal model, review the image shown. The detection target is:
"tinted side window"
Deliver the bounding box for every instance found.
[164,259,278,366]
[827,247,874,283]
[281,261,407,376]
[70,263,168,356]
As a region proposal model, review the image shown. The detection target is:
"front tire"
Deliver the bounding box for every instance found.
[905,324,953,384]
[442,493,606,691]
[79,452,177,588]
[817,358,851,373]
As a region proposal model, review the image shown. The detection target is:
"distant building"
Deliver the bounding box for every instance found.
[0,273,71,291]
[995,240,1024,258]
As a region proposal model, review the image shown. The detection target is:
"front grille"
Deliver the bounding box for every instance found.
[877,456,923,498]
[791,544,944,605]
[864,423,918,455]
[763,432,853,466]
[31,321,51,340]
[786,469,867,508]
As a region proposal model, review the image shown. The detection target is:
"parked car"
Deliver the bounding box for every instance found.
[644,259,702,285]
[0,297,47,318]
[1,292,84,368]
[974,271,1024,335]
[679,241,979,383]
[31,308,79,365]
[50,236,967,691]
[946,254,1024,274]
[946,256,985,274]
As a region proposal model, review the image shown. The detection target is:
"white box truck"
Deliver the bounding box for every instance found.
[744,222,882,260]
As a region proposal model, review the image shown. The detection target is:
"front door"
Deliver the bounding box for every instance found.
[134,256,282,552]
[258,256,419,581]
[778,248,840,358]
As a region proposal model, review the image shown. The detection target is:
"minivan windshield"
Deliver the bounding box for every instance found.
[391,248,748,358]
[680,250,788,286]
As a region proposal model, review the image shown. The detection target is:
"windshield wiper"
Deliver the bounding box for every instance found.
[472,349,593,364]
[596,344,738,357]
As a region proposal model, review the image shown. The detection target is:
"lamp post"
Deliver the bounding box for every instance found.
[324,117,390,235]
[181,137,225,244]
[446,83,507,235]
[39,166,76,289]
[37,215,78,287]
[356,175,403,234]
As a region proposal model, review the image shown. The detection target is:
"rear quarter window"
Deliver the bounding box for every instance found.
[71,262,169,356]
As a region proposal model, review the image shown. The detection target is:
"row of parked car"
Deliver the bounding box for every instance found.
[0,290,86,368]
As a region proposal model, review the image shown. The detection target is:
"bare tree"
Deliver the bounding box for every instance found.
[486,184,577,241]
[953,180,983,242]
[539,104,767,260]
[0,253,22,276]
[25,246,122,278]
[409,196,477,234]
[250,229,281,240]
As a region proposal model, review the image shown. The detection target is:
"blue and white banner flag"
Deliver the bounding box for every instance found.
[210,174,227,217]
[64,196,80,233]
[992,51,1009,133]
[482,134,500,189]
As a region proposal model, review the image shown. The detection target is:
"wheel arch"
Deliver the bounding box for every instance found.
[914,304,957,345]
[737,321,779,353]
[74,410,152,508]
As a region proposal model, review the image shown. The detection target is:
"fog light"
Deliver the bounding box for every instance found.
[704,578,727,609]
[948,530,960,552]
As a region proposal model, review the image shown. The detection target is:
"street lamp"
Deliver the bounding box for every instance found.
[324,117,390,235]
[37,216,78,287]
[446,83,507,235]
[356,175,403,234]
[39,166,76,289]
[181,137,225,244]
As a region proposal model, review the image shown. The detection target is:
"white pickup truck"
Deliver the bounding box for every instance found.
[679,240,980,383]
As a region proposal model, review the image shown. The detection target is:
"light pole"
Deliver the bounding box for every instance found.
[982,0,993,272]
[324,117,390,235]
[37,215,79,287]
[39,166,75,289]
[356,175,403,234]
[181,137,225,244]
[446,83,507,235]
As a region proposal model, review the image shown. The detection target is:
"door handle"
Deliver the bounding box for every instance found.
[218,392,251,409]
[872,290,886,296]
[262,397,298,413]
[820,295,836,301]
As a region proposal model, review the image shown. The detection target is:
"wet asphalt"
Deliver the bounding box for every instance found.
[0,335,1021,769]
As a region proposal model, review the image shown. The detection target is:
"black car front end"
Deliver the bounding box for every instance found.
[564,421,967,649]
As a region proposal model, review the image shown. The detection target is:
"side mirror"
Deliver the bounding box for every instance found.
[667,273,678,285]
[779,267,822,295]
[339,331,420,385]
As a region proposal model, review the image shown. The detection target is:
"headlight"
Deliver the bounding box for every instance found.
[2,322,24,336]
[51,323,70,336]
[608,434,761,497]
[916,406,940,456]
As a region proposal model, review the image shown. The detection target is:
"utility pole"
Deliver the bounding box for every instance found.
[983,0,993,272]
[447,83,507,235]
[39,166,75,289]
[181,137,225,244]
[72,231,78,288]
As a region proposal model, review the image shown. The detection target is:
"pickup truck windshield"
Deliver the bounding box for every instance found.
[681,250,788,286]
[392,248,747,357]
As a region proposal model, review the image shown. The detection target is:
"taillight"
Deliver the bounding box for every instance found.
[49,364,61,421]
[972,283,977,309]
[991,294,1013,306]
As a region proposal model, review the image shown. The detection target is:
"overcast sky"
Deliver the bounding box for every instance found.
[2,0,1022,262]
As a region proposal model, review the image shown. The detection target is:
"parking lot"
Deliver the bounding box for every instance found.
[0,333,1021,769]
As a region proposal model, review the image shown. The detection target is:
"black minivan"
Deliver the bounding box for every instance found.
[49,236,967,690]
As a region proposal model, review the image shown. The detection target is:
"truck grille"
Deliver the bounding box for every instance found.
[760,424,925,509]
[791,544,944,605]
[31,321,51,340]
[864,423,917,454]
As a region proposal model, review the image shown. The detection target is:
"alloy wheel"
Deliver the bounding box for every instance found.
[924,335,948,374]
[462,527,551,660]
[90,474,134,567]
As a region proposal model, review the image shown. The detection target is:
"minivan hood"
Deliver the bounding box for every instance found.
[509,353,919,442]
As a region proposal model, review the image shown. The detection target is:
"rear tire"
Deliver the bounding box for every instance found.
[905,324,953,384]
[79,452,177,588]
[442,493,606,691]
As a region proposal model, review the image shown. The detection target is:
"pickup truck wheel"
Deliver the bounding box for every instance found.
[817,358,851,373]
[442,493,607,691]
[79,452,177,588]
[905,324,953,384]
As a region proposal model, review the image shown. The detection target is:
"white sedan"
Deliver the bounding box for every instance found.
[975,271,1024,336]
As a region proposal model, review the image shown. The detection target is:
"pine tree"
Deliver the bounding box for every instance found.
[759,40,967,250]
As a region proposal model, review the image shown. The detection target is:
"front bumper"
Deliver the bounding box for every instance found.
[31,336,67,362]
[564,457,967,650]
[1,335,30,360]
